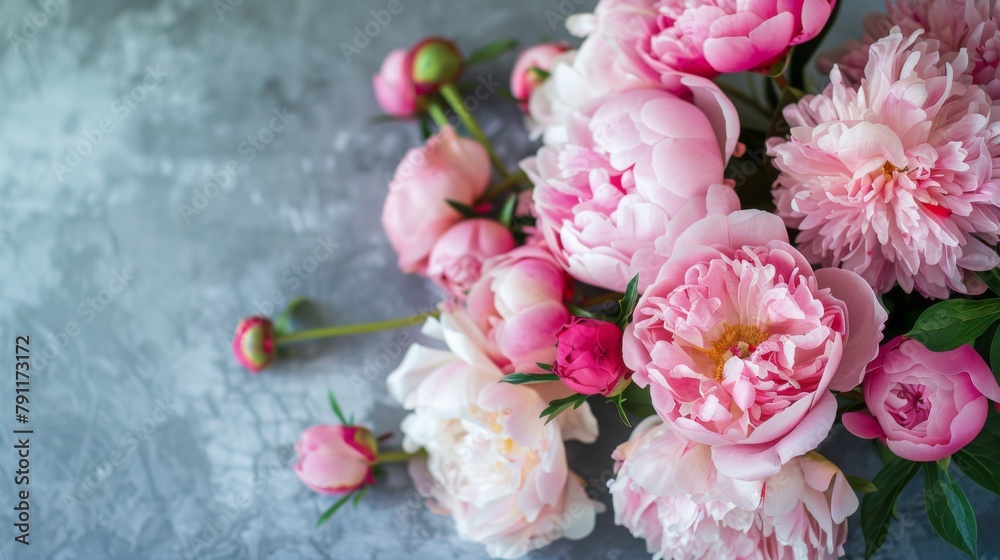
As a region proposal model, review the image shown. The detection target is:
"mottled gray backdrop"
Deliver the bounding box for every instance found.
[0,0,996,558]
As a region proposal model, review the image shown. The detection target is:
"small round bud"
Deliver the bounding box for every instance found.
[408,37,463,95]
[232,316,276,373]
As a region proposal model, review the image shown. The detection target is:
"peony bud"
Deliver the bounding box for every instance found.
[294,425,378,495]
[373,48,419,117]
[232,316,276,373]
[407,37,463,95]
[553,317,631,397]
[510,43,568,111]
[427,219,516,298]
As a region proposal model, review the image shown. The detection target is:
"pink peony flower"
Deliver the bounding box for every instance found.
[843,336,1000,462]
[576,0,836,79]
[463,244,573,373]
[527,34,650,145]
[382,126,490,274]
[610,417,858,560]
[427,219,516,298]
[294,425,377,495]
[523,77,742,292]
[373,49,418,118]
[387,313,600,559]
[623,211,887,480]
[511,43,570,112]
[771,29,1000,298]
[553,317,632,396]
[821,0,1000,99]
[232,316,276,373]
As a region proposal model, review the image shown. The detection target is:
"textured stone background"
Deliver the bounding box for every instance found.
[0,0,997,558]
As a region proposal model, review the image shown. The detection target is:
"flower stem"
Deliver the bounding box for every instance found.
[773,74,790,91]
[480,169,529,201]
[439,83,510,178]
[275,311,439,345]
[377,449,427,464]
[427,100,450,128]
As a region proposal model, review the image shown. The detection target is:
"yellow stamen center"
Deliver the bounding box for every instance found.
[703,324,768,382]
[881,161,909,181]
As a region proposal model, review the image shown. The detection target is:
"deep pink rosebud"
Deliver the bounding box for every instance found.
[232,316,276,373]
[294,425,378,495]
[427,218,516,298]
[844,336,1000,462]
[407,37,463,96]
[510,43,569,111]
[373,48,419,117]
[553,317,631,397]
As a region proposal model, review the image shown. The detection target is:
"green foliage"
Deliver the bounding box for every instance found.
[924,462,978,558]
[861,459,920,558]
[466,38,518,66]
[500,372,560,385]
[540,393,588,424]
[907,299,1000,351]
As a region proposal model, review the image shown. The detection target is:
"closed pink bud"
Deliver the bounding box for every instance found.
[294,425,378,495]
[381,126,490,274]
[510,43,568,111]
[553,317,631,396]
[427,219,515,298]
[373,49,418,117]
[232,316,276,373]
[844,336,1000,462]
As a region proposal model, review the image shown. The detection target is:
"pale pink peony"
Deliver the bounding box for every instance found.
[382,126,490,274]
[462,244,572,373]
[427,219,516,298]
[623,211,887,480]
[770,29,1000,298]
[821,0,1000,98]
[574,0,836,79]
[527,34,650,145]
[523,77,742,292]
[373,48,419,118]
[387,314,600,559]
[610,417,858,560]
[844,336,1000,462]
[294,425,377,495]
[511,43,570,112]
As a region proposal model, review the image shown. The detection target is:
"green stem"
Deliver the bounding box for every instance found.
[480,169,529,201]
[276,311,439,345]
[377,449,427,464]
[427,100,450,128]
[439,83,510,178]
[715,80,773,119]
[773,74,790,91]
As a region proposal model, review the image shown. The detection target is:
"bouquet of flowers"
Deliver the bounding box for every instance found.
[233,1,1000,558]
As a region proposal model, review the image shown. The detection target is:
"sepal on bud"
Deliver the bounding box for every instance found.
[408,37,463,95]
[232,316,276,373]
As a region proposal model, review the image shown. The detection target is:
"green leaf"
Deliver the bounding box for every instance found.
[766,87,805,141]
[954,430,1000,497]
[500,372,560,385]
[861,459,920,558]
[568,305,597,319]
[907,299,1000,351]
[535,362,553,372]
[419,113,432,140]
[316,491,355,527]
[924,462,978,558]
[991,328,1000,383]
[978,267,1000,296]
[275,296,309,335]
[615,275,640,329]
[445,199,478,218]
[466,38,518,66]
[540,393,588,424]
[528,66,550,81]
[352,486,369,509]
[328,390,348,425]
[847,475,877,494]
[620,382,653,418]
[607,393,631,427]
[498,194,517,229]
